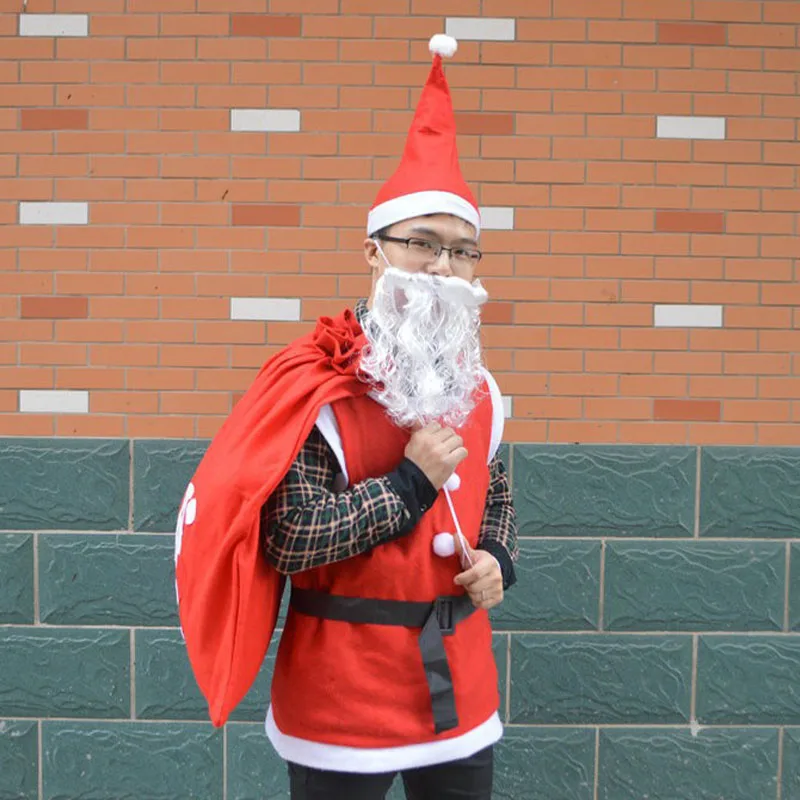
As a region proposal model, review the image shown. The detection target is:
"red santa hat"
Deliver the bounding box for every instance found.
[367,34,481,237]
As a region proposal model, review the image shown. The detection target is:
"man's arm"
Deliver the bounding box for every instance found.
[262,427,437,575]
[477,455,519,590]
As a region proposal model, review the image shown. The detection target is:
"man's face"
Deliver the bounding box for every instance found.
[359,214,487,429]
[364,214,480,303]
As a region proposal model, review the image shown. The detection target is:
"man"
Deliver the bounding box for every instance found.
[175,34,517,800]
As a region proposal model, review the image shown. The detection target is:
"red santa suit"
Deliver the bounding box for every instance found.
[267,371,506,772]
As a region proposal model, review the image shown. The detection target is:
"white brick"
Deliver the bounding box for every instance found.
[479,207,515,231]
[654,305,723,328]
[446,17,515,41]
[19,202,88,225]
[19,13,88,37]
[502,396,513,419]
[231,297,301,321]
[656,116,726,140]
[230,109,301,132]
[20,390,89,414]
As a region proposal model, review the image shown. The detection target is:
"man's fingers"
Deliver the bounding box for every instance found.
[466,587,504,610]
[466,575,502,595]
[453,562,489,587]
[447,446,468,466]
[452,532,477,565]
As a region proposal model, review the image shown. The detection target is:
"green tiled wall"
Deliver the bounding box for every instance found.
[1,438,800,799]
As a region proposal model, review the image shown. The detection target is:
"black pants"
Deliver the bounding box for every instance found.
[288,745,494,800]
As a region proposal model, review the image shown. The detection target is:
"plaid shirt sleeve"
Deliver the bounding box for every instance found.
[262,425,519,575]
[477,455,519,563]
[261,426,413,575]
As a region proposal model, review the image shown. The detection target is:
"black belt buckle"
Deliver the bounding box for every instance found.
[435,596,455,636]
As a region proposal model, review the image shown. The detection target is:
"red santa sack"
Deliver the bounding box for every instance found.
[174,310,369,727]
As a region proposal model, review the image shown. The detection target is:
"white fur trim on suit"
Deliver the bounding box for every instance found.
[481,368,505,463]
[315,404,348,491]
[266,706,502,774]
[314,370,503,477]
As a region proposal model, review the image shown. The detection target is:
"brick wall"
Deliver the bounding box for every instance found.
[2,0,798,444]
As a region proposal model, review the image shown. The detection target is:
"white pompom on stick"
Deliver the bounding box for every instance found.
[444,473,461,492]
[429,34,458,58]
[433,532,456,558]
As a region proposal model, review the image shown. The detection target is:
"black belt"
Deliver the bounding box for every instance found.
[290,587,476,734]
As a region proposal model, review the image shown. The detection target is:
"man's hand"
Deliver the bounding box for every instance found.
[404,422,467,491]
[453,534,504,611]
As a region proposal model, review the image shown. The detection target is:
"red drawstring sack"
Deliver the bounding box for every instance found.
[174,309,369,726]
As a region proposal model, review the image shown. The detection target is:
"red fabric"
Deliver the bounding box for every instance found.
[370,54,477,214]
[175,309,370,727]
[271,388,498,748]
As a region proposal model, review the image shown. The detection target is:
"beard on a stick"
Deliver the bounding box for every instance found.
[359,267,488,430]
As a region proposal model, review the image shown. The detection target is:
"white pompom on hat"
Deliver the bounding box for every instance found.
[367,33,480,236]
[429,33,458,58]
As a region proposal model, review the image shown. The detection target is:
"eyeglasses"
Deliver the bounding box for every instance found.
[376,235,482,268]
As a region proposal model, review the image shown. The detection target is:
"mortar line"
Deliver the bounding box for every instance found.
[130,629,136,721]
[592,727,600,800]
[690,635,699,733]
[598,539,606,632]
[784,542,791,633]
[38,719,43,800]
[505,634,511,724]
[223,724,228,800]
[694,447,701,539]
[128,440,135,532]
[33,532,40,625]
[2,623,797,637]
[777,726,784,800]
[6,717,789,729]
[12,530,800,542]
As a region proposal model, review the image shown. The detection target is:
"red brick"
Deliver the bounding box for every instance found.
[658,22,726,45]
[555,0,622,17]
[554,43,622,66]
[273,38,340,61]
[22,63,90,85]
[764,1,800,22]
[0,39,54,60]
[21,296,89,320]
[231,14,301,36]
[548,420,617,444]
[693,0,761,22]
[160,13,229,36]
[21,109,88,131]
[728,23,795,47]
[730,71,795,95]
[655,211,725,234]
[453,113,515,136]
[587,68,656,91]
[55,416,127,439]
[589,20,656,41]
[231,204,301,226]
[90,13,157,35]
[21,343,88,366]
[480,302,514,325]
[693,47,761,70]
[624,44,691,67]
[623,0,692,19]
[127,37,197,60]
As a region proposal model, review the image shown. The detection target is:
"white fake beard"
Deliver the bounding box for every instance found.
[359,267,488,429]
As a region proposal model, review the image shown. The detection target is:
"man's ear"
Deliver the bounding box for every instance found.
[363,237,381,272]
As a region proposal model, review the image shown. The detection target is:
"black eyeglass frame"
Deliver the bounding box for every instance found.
[375,234,483,264]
